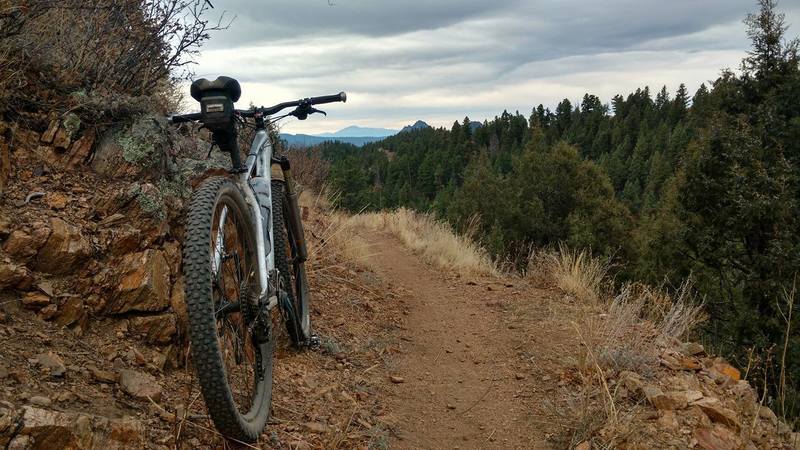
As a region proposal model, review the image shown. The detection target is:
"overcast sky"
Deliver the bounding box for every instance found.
[187,0,800,135]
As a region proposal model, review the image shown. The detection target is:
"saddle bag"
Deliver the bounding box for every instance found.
[190,76,242,133]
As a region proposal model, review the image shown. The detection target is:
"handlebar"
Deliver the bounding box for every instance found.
[169,92,347,123]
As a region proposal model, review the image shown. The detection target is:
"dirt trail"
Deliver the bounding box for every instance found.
[365,232,559,449]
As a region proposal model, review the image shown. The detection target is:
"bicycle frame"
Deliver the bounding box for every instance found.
[233,128,274,301]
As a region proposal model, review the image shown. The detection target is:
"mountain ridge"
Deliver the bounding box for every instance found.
[281,120,431,147]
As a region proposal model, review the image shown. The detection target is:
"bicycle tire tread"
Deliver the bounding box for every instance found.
[182,176,267,443]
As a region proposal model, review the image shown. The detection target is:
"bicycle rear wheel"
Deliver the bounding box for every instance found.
[271,180,312,344]
[182,176,276,442]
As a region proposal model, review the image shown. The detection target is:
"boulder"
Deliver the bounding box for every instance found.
[130,314,177,345]
[694,425,741,450]
[3,231,38,260]
[7,406,144,449]
[0,262,29,289]
[118,369,162,402]
[92,118,172,180]
[105,250,170,314]
[692,398,740,430]
[34,218,92,275]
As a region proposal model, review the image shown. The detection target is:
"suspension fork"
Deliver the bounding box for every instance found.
[273,156,308,263]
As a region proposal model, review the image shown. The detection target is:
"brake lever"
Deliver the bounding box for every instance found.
[290,105,327,121]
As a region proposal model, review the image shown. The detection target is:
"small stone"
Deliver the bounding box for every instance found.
[88,365,118,384]
[54,297,87,328]
[44,192,68,210]
[118,369,162,402]
[36,280,55,297]
[38,304,58,321]
[55,391,76,403]
[680,357,702,371]
[302,422,328,433]
[681,342,705,356]
[22,292,50,310]
[390,376,405,384]
[710,362,741,382]
[618,371,644,392]
[34,351,66,377]
[446,404,456,410]
[41,120,59,144]
[29,396,51,406]
[642,385,687,410]
[575,442,590,450]
[758,406,778,425]
[657,410,680,430]
[132,348,147,366]
[685,390,704,403]
[514,373,526,380]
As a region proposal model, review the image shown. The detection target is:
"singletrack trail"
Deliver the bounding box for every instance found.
[365,231,567,449]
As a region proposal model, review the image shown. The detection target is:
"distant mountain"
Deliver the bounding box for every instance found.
[280,134,385,148]
[280,120,432,148]
[316,125,397,138]
[400,120,430,133]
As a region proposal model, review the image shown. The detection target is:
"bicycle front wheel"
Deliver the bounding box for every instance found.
[182,176,273,442]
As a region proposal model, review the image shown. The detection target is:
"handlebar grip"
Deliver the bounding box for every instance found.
[308,92,347,105]
[169,112,203,123]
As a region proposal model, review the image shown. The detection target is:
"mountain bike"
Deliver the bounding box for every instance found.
[170,76,346,442]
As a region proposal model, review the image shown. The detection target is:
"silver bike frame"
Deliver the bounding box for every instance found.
[234,129,274,300]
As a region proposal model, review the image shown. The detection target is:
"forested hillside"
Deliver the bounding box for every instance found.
[307,0,800,419]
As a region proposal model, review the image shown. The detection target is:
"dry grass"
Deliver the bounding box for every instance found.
[298,190,377,273]
[543,244,610,304]
[341,208,499,278]
[537,244,707,445]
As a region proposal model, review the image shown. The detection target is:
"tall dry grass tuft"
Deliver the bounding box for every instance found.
[344,208,498,278]
[544,244,610,304]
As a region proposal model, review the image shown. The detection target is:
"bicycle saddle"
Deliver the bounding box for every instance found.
[190,76,242,102]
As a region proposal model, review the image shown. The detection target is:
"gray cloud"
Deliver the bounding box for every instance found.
[189,1,800,134]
